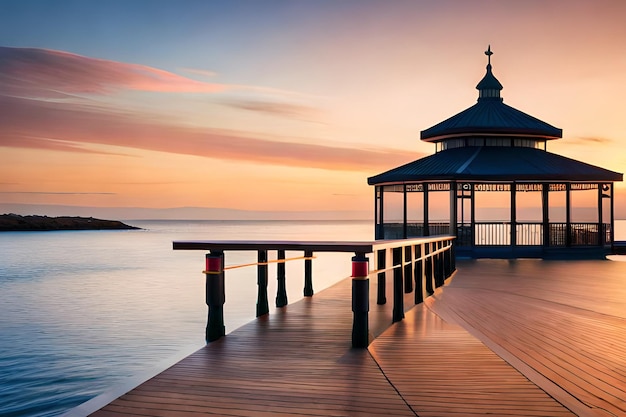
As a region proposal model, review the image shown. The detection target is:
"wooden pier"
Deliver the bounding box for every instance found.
[83,254,625,416]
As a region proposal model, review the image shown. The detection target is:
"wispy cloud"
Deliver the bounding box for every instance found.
[0,94,414,171]
[0,46,415,172]
[0,191,116,195]
[0,46,226,98]
[0,135,130,156]
[568,136,613,145]
[223,99,323,121]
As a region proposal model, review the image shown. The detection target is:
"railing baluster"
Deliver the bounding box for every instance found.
[404,245,413,293]
[276,249,288,307]
[256,250,269,317]
[377,249,386,305]
[304,250,314,296]
[414,244,423,304]
[392,247,404,323]
[205,251,226,342]
[351,253,369,348]
[425,243,433,295]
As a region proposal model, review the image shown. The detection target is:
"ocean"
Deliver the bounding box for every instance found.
[0,220,373,417]
[1,219,624,417]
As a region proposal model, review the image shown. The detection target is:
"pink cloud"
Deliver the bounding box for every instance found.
[0,46,225,97]
[0,94,416,172]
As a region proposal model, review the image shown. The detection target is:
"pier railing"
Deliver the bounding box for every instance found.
[173,236,456,348]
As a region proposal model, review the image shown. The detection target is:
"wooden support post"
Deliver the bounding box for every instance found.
[444,242,451,278]
[376,249,386,305]
[425,243,434,295]
[436,242,445,286]
[392,247,404,323]
[414,244,423,304]
[256,250,269,317]
[433,245,439,288]
[404,245,413,293]
[304,250,314,296]
[276,249,288,307]
[451,241,456,273]
[205,251,225,342]
[351,253,370,348]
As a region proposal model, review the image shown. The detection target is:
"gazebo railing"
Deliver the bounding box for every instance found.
[378,221,611,247]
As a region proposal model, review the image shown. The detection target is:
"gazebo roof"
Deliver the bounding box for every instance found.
[367,146,623,185]
[421,46,562,141]
[420,99,563,141]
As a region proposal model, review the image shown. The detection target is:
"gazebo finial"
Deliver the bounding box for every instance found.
[476,44,502,100]
[485,45,493,66]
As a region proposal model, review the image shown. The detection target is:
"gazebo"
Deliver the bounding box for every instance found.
[368,47,623,259]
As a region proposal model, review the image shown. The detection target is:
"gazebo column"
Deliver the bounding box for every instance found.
[598,183,604,246]
[511,183,517,248]
[542,183,549,247]
[470,185,476,249]
[376,186,384,239]
[423,183,429,237]
[403,184,408,239]
[449,181,457,237]
[610,183,615,246]
[566,183,572,247]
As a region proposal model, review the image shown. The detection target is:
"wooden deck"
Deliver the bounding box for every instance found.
[426,259,626,417]
[86,259,626,417]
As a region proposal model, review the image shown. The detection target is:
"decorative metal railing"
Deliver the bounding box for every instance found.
[378,221,611,247]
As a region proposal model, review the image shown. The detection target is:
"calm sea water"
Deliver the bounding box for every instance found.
[0,220,373,417]
[1,219,625,417]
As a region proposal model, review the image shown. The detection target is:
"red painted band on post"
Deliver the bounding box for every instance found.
[352,261,369,278]
[205,256,222,273]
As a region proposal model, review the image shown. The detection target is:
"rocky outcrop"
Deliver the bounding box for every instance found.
[0,214,140,231]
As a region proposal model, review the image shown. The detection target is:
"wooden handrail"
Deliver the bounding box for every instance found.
[174,235,457,348]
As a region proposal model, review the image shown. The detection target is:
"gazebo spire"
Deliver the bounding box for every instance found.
[476,45,503,101]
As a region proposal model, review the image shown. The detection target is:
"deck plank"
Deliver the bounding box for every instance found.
[369,304,574,417]
[427,259,626,417]
[89,276,416,417]
[86,258,609,417]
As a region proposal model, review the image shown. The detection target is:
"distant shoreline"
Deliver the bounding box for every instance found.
[0,214,140,232]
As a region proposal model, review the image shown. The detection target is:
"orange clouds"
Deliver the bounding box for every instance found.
[0,94,415,172]
[0,46,417,173]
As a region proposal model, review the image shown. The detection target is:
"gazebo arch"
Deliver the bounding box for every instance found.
[368,47,622,259]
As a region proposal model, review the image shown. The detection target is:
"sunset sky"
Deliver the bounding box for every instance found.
[1,0,625,219]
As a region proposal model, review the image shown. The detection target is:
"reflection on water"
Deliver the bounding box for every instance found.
[0,220,372,417]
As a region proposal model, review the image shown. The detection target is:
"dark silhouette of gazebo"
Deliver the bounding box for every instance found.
[368,46,623,259]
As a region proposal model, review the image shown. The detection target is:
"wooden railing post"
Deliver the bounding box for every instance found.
[256,250,269,317]
[351,253,369,348]
[425,243,434,295]
[376,249,386,305]
[444,241,451,278]
[392,247,404,323]
[276,249,288,307]
[451,241,456,273]
[436,242,444,287]
[414,244,423,304]
[304,250,314,296]
[404,245,413,293]
[205,251,225,342]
